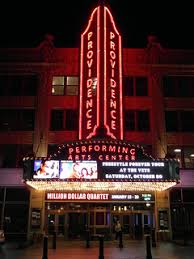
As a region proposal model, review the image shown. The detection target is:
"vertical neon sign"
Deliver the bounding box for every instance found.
[79,5,123,140]
[79,7,100,140]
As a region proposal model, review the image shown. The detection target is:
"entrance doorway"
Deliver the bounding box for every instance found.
[68,213,87,239]
[112,212,152,239]
[46,202,154,240]
[47,212,88,239]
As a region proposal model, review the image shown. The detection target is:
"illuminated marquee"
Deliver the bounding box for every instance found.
[63,141,137,161]
[46,192,154,202]
[101,161,172,180]
[79,6,123,140]
[46,192,109,201]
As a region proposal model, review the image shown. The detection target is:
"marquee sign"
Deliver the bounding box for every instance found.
[101,161,175,180]
[24,139,179,182]
[46,192,154,202]
[64,141,137,161]
[32,159,179,182]
[79,5,123,140]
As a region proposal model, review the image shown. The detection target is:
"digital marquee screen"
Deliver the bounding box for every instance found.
[33,160,59,179]
[60,160,98,179]
[101,160,179,180]
[33,160,98,179]
[32,159,179,181]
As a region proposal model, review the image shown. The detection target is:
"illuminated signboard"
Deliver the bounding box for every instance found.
[100,161,179,181]
[79,5,123,140]
[33,160,59,179]
[110,193,154,201]
[63,141,137,161]
[79,7,99,140]
[104,7,123,140]
[33,160,97,180]
[46,192,154,202]
[60,160,97,179]
[46,192,109,201]
[33,159,179,181]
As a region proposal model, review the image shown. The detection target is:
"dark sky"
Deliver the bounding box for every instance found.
[0,0,194,49]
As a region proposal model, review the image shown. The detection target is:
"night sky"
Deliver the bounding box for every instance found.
[0,0,193,49]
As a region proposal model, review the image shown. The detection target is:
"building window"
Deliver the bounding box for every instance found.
[66,110,78,130]
[170,189,181,203]
[0,75,37,96]
[124,110,135,130]
[124,110,150,131]
[96,212,104,225]
[0,144,33,168]
[50,109,78,131]
[137,111,150,131]
[52,76,79,95]
[0,109,35,131]
[123,77,133,96]
[165,110,194,132]
[163,76,194,97]
[165,111,179,132]
[123,76,148,96]
[167,146,194,169]
[136,77,148,96]
[50,110,64,130]
[180,111,194,132]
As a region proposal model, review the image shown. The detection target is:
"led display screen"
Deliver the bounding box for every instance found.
[33,160,59,179]
[31,159,179,181]
[60,160,98,179]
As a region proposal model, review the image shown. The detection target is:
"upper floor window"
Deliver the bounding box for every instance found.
[167,146,194,169]
[124,110,150,131]
[52,76,79,95]
[0,75,37,96]
[163,76,194,97]
[123,76,148,96]
[0,144,33,168]
[50,109,78,131]
[165,110,194,132]
[0,109,35,131]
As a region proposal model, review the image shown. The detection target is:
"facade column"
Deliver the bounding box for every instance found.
[150,72,167,158]
[28,189,45,240]
[33,70,51,157]
[155,190,171,241]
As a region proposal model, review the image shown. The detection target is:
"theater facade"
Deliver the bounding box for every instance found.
[22,4,179,241]
[7,1,194,241]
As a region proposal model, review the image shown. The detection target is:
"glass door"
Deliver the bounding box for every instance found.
[134,213,143,239]
[68,212,87,239]
[58,214,65,236]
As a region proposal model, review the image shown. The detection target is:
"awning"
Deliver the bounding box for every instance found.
[26,180,178,192]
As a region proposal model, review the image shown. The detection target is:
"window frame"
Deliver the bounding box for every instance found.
[51,76,79,96]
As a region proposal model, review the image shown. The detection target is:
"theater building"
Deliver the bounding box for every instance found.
[1,3,194,241]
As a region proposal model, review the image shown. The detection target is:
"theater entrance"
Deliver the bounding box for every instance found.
[45,202,154,240]
[112,212,153,240]
[46,203,88,239]
[68,212,87,239]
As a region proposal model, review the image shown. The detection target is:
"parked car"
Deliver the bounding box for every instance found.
[0,229,5,245]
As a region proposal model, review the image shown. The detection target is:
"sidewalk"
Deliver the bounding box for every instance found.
[1,239,194,259]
